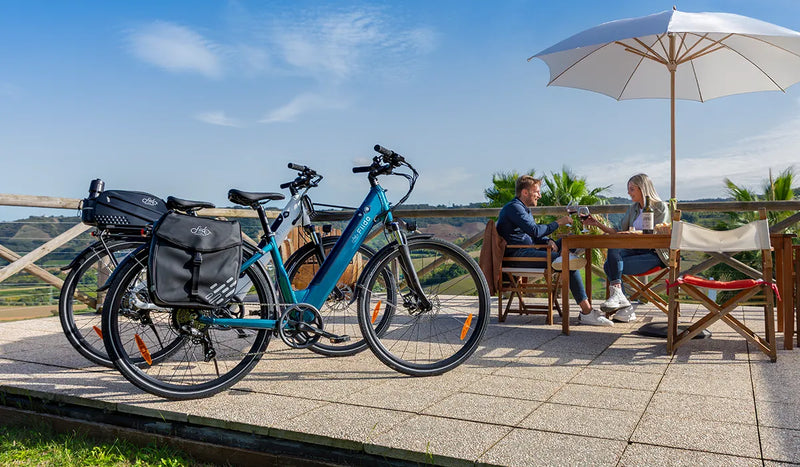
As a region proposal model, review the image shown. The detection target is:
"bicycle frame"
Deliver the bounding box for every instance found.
[200,183,393,330]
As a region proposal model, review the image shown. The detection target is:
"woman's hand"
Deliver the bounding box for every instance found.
[581,215,601,227]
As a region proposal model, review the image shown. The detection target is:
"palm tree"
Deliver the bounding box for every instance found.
[539,167,609,207]
[483,170,536,208]
[723,166,796,228]
[709,166,797,301]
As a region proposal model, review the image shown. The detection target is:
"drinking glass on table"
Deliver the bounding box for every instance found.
[565,201,578,227]
[578,206,591,233]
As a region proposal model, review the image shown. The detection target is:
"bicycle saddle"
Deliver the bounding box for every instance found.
[228,189,285,207]
[166,196,215,211]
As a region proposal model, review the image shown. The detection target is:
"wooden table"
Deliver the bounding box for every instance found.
[774,234,796,350]
[559,232,795,347]
[559,233,671,335]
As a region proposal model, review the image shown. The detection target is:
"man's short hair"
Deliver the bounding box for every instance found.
[516,175,542,197]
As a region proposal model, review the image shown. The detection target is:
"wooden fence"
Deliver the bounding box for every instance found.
[1,193,798,310]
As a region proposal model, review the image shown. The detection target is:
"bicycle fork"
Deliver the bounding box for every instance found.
[386,222,432,312]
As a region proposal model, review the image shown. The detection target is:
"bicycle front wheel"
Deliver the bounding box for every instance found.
[59,239,142,367]
[102,246,277,399]
[358,237,489,376]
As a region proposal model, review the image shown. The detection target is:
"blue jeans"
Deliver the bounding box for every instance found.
[604,248,663,285]
[504,246,588,305]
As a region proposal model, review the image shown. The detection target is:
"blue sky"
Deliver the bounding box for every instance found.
[2,0,800,221]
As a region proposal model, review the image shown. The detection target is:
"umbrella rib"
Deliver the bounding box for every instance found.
[677,33,734,63]
[679,33,789,92]
[676,32,706,63]
[631,37,668,63]
[616,44,665,64]
[616,52,648,100]
[688,58,705,102]
[544,42,616,86]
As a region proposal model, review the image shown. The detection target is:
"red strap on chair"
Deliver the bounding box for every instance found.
[665,274,781,301]
[630,266,664,277]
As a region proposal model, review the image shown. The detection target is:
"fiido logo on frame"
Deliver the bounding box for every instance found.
[141,197,159,206]
[191,226,212,237]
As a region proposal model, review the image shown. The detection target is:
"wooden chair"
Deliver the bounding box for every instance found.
[479,220,560,324]
[667,208,778,361]
[622,266,669,314]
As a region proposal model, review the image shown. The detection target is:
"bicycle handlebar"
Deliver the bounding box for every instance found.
[282,163,322,192]
[352,166,372,173]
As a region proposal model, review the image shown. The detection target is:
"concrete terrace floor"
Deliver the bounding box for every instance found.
[0,300,799,466]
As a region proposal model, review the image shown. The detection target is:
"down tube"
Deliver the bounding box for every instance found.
[298,185,389,308]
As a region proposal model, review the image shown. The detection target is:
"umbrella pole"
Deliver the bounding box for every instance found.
[669,33,677,202]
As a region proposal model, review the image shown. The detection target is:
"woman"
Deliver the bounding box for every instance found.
[582,173,668,322]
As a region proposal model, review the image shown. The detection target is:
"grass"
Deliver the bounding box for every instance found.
[0,424,212,466]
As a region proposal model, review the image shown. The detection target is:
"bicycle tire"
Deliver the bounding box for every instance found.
[357,237,490,376]
[102,244,277,399]
[59,239,143,367]
[284,236,393,356]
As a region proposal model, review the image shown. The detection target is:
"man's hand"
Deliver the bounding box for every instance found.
[548,239,558,251]
[556,215,573,226]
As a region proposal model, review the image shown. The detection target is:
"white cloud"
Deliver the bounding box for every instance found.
[127,21,222,78]
[194,111,240,127]
[268,8,437,81]
[260,93,347,124]
[584,115,800,200]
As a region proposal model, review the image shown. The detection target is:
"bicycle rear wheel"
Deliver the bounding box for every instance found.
[284,235,391,356]
[102,246,277,399]
[358,237,489,376]
[59,239,142,367]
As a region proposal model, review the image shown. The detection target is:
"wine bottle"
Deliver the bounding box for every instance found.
[642,195,654,234]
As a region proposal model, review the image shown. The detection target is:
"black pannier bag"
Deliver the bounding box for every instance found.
[148,212,243,308]
[81,190,167,231]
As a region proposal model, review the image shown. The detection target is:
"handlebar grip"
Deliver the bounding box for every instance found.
[288,163,307,171]
[374,144,404,163]
[352,166,372,173]
[374,145,392,156]
[280,182,292,189]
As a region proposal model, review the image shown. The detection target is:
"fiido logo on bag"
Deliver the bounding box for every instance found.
[141,197,159,206]
[191,226,212,236]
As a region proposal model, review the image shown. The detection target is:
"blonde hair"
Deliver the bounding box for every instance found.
[628,173,662,204]
[515,175,542,197]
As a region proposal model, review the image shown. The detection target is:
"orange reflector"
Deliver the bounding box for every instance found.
[371,300,382,324]
[134,334,153,366]
[92,325,103,340]
[460,314,473,340]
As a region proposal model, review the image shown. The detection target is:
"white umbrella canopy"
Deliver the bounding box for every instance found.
[530,9,800,199]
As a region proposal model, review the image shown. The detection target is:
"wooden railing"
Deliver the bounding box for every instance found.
[1,193,798,307]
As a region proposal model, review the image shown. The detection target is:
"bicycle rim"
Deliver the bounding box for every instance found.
[358,238,489,376]
[103,248,276,399]
[59,240,141,367]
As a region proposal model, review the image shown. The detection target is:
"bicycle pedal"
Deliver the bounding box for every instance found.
[329,334,350,344]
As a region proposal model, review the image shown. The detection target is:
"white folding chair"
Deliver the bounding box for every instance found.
[667,208,779,361]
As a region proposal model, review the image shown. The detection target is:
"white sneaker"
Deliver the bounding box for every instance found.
[579,309,614,326]
[613,306,637,323]
[601,286,631,311]
[552,253,587,271]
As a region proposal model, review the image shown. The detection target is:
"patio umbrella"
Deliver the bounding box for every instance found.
[530,8,800,200]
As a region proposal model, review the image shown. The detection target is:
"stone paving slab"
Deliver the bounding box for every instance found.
[1,301,799,465]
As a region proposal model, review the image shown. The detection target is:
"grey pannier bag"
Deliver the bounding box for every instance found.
[148,212,243,308]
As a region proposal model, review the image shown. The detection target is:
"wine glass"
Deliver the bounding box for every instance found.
[565,201,578,227]
[578,206,591,233]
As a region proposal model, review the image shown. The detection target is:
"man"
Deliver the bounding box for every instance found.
[496,175,612,326]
